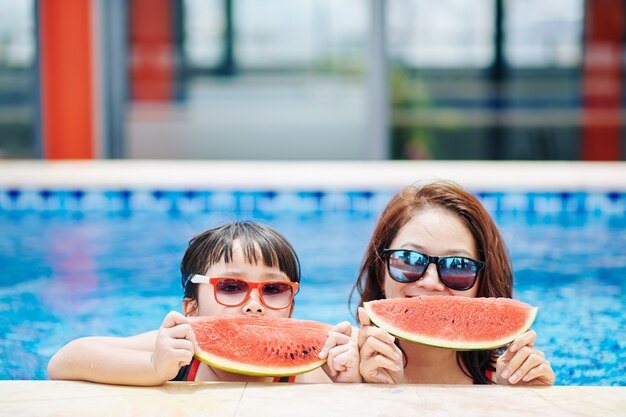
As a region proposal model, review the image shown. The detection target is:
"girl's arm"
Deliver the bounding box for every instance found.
[47,311,199,386]
[494,330,556,386]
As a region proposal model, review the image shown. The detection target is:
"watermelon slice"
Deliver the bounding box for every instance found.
[364,296,538,350]
[188,316,332,376]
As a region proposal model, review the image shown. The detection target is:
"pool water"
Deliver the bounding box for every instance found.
[0,191,625,385]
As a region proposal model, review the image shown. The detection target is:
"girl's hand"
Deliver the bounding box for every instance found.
[151,311,200,382]
[495,330,555,386]
[319,321,361,383]
[357,307,403,384]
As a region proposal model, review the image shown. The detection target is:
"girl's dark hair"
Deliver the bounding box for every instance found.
[181,221,300,300]
[351,181,513,384]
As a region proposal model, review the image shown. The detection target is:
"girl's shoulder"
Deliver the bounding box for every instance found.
[294,367,332,383]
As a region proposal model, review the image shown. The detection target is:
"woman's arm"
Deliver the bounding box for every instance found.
[47,311,199,386]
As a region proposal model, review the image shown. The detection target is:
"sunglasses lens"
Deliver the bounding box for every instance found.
[438,257,479,290]
[388,250,428,283]
[261,282,294,309]
[214,278,249,306]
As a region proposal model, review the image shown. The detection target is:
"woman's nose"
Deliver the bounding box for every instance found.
[241,289,265,315]
[415,263,445,291]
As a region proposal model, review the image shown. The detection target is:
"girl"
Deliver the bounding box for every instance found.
[48,221,360,385]
[354,182,555,385]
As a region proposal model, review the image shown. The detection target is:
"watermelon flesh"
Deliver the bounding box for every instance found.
[188,316,332,376]
[364,296,538,350]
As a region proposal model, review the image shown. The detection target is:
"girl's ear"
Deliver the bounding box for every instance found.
[183,298,198,317]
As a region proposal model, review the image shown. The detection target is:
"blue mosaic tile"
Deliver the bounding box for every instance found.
[0,189,625,215]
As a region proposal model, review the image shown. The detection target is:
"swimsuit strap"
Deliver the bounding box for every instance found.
[272,376,296,383]
[485,369,494,384]
[187,357,201,381]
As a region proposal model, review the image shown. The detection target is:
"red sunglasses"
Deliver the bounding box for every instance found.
[189,275,299,310]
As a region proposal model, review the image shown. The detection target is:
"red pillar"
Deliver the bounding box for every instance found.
[129,0,174,102]
[39,0,95,159]
[581,0,624,160]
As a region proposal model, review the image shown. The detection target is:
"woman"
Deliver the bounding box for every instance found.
[354,182,555,385]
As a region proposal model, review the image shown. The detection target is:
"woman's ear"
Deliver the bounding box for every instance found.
[183,298,198,317]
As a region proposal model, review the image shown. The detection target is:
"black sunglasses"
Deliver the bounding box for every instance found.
[383,249,485,291]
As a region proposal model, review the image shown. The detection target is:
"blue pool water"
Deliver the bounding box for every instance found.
[0,189,625,385]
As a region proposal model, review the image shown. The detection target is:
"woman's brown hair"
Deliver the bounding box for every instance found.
[352,181,513,384]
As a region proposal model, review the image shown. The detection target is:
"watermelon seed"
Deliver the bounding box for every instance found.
[290,353,295,359]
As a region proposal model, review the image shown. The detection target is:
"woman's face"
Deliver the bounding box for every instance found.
[185,241,294,319]
[383,206,480,299]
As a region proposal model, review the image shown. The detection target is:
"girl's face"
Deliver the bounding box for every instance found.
[184,241,294,319]
[384,206,480,299]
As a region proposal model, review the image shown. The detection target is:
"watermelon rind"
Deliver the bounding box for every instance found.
[194,350,326,377]
[188,316,331,377]
[363,297,538,351]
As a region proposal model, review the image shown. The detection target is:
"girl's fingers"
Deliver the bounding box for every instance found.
[169,338,195,353]
[330,321,352,337]
[319,331,353,359]
[161,311,188,328]
[170,348,194,367]
[326,344,356,373]
[162,323,196,343]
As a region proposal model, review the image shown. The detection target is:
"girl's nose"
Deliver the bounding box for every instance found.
[414,263,446,291]
[241,289,265,315]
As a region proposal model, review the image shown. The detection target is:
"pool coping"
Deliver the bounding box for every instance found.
[1,160,625,191]
[1,381,624,417]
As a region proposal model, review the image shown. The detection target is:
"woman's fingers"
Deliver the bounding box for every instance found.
[508,329,537,353]
[360,335,401,364]
[359,350,402,384]
[357,322,395,350]
[504,347,542,383]
[357,307,371,326]
[498,345,554,385]
[522,362,556,385]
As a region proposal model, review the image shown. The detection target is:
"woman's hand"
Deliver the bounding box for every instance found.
[318,321,361,383]
[357,307,404,384]
[495,330,555,386]
[151,311,200,382]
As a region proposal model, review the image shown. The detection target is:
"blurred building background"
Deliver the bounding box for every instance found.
[0,0,624,160]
